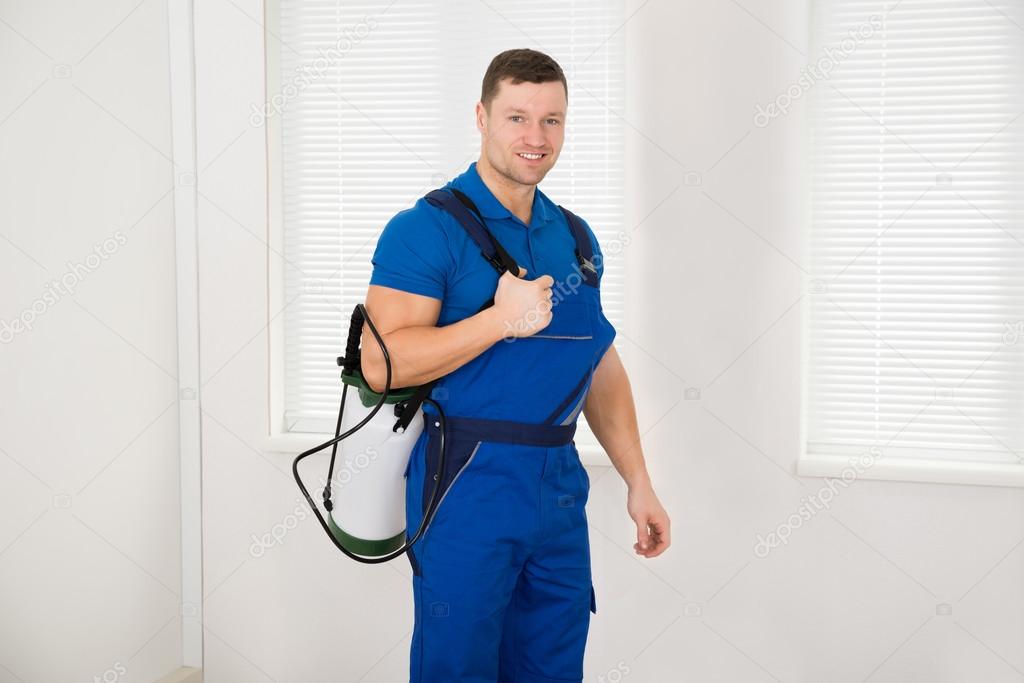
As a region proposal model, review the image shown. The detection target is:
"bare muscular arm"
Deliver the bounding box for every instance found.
[360,267,554,393]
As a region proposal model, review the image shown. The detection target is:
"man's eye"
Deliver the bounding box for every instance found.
[547,119,561,125]
[510,116,523,122]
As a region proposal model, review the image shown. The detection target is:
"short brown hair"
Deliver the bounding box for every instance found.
[480,49,568,114]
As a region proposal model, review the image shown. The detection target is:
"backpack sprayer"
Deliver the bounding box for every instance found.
[290,302,449,564]
[290,187,522,564]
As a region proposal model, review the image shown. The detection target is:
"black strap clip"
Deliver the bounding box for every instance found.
[576,248,597,275]
[484,251,509,274]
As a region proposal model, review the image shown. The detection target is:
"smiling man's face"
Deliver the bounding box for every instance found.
[477,77,566,188]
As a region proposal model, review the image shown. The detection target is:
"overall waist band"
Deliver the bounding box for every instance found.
[423,413,577,447]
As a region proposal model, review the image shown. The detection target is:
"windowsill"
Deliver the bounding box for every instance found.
[263,432,613,469]
[798,453,1024,489]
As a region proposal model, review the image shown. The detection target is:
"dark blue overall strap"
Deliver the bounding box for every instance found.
[393,190,595,434]
[543,368,593,425]
[425,188,595,287]
[393,188,520,434]
[424,412,577,447]
[424,188,520,276]
[557,205,600,287]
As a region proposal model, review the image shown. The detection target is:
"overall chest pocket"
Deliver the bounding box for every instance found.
[524,296,594,340]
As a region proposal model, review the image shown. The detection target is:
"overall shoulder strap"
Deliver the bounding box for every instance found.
[424,188,520,276]
[394,188,520,433]
[557,205,600,287]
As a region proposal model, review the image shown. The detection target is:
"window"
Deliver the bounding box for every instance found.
[803,0,1024,485]
[267,0,626,458]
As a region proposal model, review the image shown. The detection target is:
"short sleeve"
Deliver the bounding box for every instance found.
[368,204,453,300]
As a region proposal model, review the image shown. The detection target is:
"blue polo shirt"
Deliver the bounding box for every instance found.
[369,161,605,326]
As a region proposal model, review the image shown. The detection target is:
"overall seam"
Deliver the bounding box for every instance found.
[422,439,483,536]
[528,334,593,340]
[416,574,423,682]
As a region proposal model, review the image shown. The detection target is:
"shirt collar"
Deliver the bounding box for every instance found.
[449,161,552,228]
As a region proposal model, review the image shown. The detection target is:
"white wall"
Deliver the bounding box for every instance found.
[194,2,1024,683]
[0,1,184,681]
[609,2,1024,682]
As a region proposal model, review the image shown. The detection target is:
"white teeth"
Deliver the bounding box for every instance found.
[518,153,543,160]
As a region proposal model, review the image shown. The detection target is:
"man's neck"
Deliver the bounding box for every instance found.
[477,157,534,226]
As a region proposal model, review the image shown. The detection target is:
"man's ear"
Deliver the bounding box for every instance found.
[475,101,486,135]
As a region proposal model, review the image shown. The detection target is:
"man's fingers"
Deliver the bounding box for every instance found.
[649,518,669,541]
[644,538,668,557]
[634,516,671,557]
[636,522,650,550]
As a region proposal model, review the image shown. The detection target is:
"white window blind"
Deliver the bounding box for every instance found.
[807,0,1024,465]
[274,0,626,444]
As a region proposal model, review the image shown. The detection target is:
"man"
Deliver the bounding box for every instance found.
[361,48,669,683]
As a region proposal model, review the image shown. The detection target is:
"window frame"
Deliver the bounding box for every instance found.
[797,0,1024,489]
[261,0,627,468]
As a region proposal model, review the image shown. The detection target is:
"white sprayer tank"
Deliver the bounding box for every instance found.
[327,391,424,557]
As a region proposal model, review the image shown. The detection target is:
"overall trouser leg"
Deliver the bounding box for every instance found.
[497,443,594,683]
[404,415,592,683]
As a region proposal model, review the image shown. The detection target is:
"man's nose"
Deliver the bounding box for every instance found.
[523,120,548,147]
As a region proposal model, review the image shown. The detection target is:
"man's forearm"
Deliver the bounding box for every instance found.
[583,349,652,489]
[362,307,505,392]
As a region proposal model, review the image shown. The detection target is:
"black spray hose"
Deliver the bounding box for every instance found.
[291,302,447,564]
[324,306,369,509]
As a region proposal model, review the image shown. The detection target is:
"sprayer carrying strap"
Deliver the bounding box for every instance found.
[393,188,516,433]
[427,186,599,287]
[425,187,521,278]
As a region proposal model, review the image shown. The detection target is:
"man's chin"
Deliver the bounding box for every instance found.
[509,162,551,185]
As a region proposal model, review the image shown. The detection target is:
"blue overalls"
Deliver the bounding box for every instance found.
[369,162,616,682]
